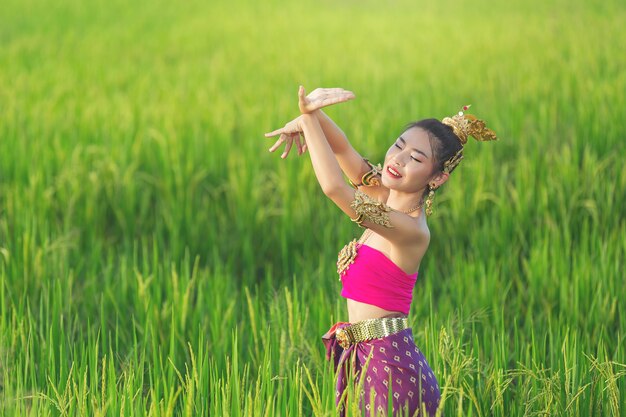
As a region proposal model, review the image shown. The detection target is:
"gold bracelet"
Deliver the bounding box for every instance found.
[350,190,393,228]
[350,213,365,228]
[348,158,382,188]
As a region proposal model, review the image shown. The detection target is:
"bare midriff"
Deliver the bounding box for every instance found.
[347,298,407,323]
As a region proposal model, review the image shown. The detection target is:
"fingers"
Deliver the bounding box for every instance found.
[312,88,355,97]
[268,132,301,158]
[301,86,355,113]
[300,133,308,154]
[265,127,285,138]
[298,85,309,114]
[305,89,355,112]
[326,91,355,101]
[325,88,354,95]
[300,133,307,153]
[268,135,286,152]
[281,136,294,159]
[294,134,303,155]
[320,95,354,107]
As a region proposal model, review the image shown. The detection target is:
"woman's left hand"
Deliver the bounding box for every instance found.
[298,86,355,114]
[265,116,307,159]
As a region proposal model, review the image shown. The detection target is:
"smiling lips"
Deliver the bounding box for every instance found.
[386,166,402,179]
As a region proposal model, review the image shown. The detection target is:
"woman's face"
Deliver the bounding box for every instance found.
[381,127,440,193]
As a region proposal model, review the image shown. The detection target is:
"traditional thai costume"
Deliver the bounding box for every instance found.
[321,106,497,416]
[323,233,440,416]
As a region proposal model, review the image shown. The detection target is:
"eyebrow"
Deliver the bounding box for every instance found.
[399,137,429,159]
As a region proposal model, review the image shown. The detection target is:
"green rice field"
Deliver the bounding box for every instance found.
[1,0,625,415]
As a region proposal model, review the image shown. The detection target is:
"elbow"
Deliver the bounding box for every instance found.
[322,183,344,198]
[323,184,352,201]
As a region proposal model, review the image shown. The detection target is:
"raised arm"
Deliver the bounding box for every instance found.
[314,109,375,187]
[296,109,424,245]
[266,87,386,198]
[300,88,381,187]
[301,88,388,200]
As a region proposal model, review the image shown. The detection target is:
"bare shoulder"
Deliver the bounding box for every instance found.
[407,216,430,252]
[398,215,431,266]
[410,226,430,273]
[418,219,431,243]
[369,214,431,274]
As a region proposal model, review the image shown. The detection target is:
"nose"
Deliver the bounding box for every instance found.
[393,156,406,166]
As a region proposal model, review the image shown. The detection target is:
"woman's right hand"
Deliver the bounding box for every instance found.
[265,116,307,159]
[298,86,355,114]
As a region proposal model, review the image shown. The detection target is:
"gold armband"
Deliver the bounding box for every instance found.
[348,158,382,189]
[349,190,394,228]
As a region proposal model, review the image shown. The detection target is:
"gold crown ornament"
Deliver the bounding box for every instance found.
[440,105,498,173]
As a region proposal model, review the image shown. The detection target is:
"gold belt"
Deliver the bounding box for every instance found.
[335,317,409,349]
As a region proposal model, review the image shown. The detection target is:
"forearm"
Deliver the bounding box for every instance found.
[315,110,351,154]
[312,110,372,187]
[297,113,415,246]
[299,112,346,195]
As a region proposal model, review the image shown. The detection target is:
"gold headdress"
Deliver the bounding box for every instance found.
[440,105,497,173]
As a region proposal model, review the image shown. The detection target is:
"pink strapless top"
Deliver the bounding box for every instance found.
[340,244,418,315]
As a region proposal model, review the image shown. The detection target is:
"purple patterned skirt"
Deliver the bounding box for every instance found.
[322,322,441,416]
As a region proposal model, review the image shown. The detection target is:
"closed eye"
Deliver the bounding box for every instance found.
[411,156,421,162]
[394,143,402,149]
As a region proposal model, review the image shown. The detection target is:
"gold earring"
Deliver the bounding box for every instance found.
[425,183,436,216]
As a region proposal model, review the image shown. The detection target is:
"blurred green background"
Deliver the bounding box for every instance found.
[1,0,624,415]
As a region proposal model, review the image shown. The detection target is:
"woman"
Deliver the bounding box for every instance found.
[265,87,497,416]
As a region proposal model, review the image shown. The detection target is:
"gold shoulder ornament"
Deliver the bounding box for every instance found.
[348,158,382,188]
[349,189,394,228]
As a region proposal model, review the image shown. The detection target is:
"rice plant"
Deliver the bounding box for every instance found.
[0,0,624,415]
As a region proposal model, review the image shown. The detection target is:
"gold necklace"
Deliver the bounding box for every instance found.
[336,201,423,278]
[398,200,424,215]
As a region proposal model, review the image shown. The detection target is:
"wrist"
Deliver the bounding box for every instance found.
[299,113,316,126]
[299,107,312,115]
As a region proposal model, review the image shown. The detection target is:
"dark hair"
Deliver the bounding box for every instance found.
[404,119,463,175]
